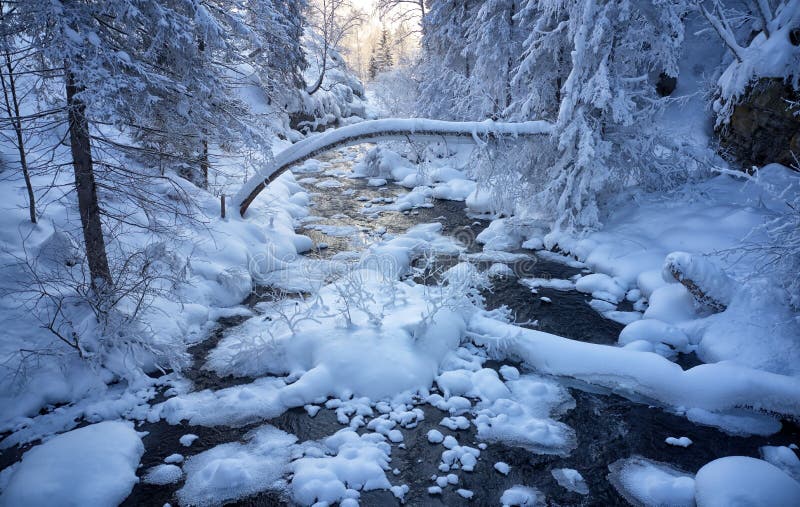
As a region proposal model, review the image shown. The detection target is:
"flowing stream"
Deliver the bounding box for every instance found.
[120,147,797,506]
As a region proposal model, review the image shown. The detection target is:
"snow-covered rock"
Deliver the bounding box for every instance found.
[694,456,800,507]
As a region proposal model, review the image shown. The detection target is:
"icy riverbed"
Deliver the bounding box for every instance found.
[3,147,798,507]
[118,148,799,506]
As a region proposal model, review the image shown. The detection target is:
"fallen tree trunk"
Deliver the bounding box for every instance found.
[234,118,552,216]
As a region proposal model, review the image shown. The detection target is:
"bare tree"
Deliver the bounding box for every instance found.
[0,0,37,223]
[305,0,366,95]
[376,0,426,35]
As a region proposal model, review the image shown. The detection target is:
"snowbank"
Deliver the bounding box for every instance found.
[177,425,296,507]
[470,313,800,423]
[539,167,800,375]
[0,421,143,506]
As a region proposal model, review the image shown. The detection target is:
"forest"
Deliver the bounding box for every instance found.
[0,0,799,505]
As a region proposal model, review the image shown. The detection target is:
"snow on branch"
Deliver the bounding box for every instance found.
[234,118,552,216]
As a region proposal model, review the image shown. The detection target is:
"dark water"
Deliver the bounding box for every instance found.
[7,147,799,507]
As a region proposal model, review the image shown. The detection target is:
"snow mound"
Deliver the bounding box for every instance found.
[177,425,296,507]
[291,429,392,505]
[608,456,695,507]
[500,485,545,506]
[143,464,183,485]
[473,375,576,456]
[694,456,800,507]
[0,421,143,507]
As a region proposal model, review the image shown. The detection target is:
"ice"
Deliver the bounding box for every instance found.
[0,421,143,507]
[665,436,693,448]
[551,468,589,495]
[177,425,296,507]
[143,464,183,485]
[291,429,392,505]
[500,485,545,506]
[608,456,695,507]
[694,456,800,507]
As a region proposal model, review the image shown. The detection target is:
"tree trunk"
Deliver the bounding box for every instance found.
[1,49,36,223]
[201,138,209,188]
[66,68,113,288]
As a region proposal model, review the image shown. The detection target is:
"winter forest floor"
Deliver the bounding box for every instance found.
[2,144,800,506]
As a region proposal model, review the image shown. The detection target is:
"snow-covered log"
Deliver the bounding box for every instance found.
[234,118,552,216]
[662,252,734,313]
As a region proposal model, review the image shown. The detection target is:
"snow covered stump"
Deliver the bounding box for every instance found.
[662,252,734,312]
[234,118,552,216]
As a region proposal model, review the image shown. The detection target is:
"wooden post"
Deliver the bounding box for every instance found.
[220,193,226,219]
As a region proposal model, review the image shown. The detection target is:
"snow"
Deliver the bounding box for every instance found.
[761,446,800,481]
[519,277,575,291]
[665,436,693,448]
[143,464,183,485]
[0,421,143,507]
[499,365,520,380]
[179,434,199,446]
[608,456,695,507]
[575,273,627,303]
[494,461,510,475]
[470,314,800,429]
[694,456,800,507]
[551,468,589,495]
[500,485,545,506]
[545,167,800,376]
[427,429,444,444]
[457,488,474,499]
[473,375,576,456]
[177,425,296,507]
[291,429,392,505]
[440,416,470,430]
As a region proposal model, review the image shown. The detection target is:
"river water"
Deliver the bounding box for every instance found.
[120,147,798,506]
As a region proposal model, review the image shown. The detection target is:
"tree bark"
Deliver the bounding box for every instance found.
[66,68,113,288]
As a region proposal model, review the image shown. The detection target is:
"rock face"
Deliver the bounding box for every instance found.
[719,79,799,169]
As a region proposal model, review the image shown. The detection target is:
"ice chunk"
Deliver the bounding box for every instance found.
[551,468,589,495]
[608,456,695,507]
[500,485,545,506]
